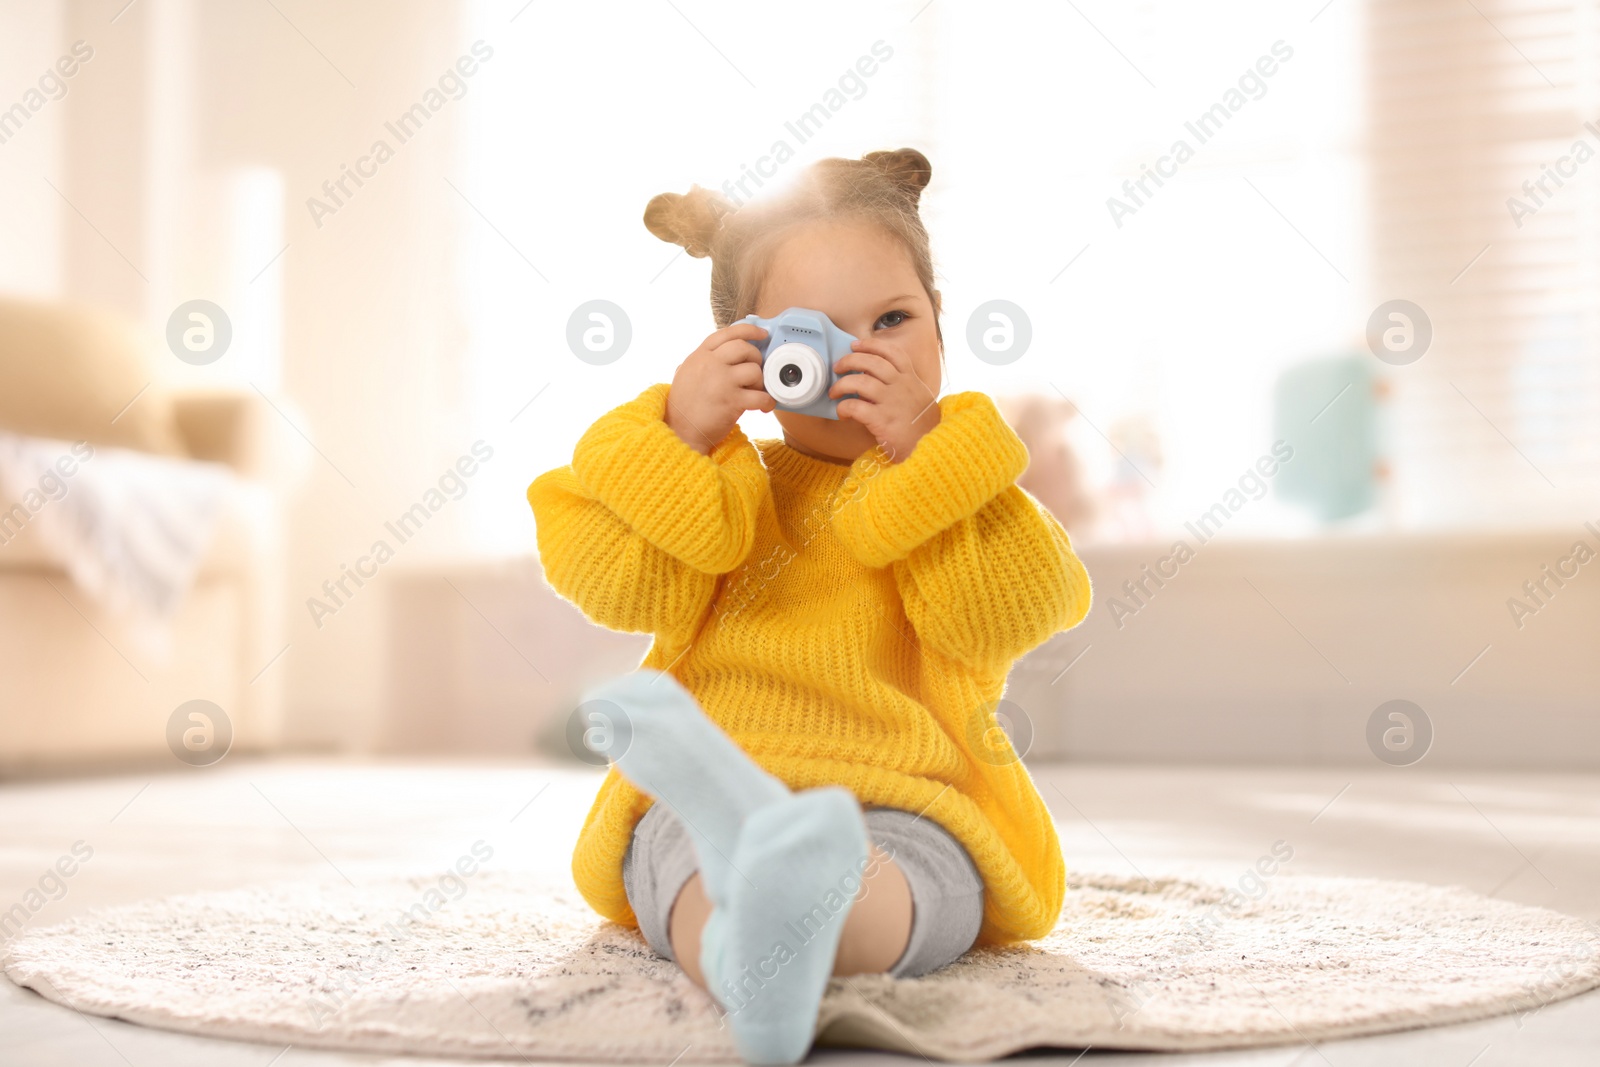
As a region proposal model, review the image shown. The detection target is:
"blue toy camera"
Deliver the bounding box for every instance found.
[740,307,860,419]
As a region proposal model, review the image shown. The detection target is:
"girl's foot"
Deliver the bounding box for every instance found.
[701,786,870,1065]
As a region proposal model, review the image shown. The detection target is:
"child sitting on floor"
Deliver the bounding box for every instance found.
[527,147,1093,1064]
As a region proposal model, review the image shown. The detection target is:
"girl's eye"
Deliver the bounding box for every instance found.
[875,309,908,330]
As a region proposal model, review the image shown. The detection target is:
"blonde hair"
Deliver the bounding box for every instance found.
[643,148,943,350]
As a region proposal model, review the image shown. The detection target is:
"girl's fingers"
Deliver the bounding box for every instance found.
[737,387,777,412]
[834,397,877,425]
[729,360,764,388]
[703,322,769,353]
[850,338,911,373]
[832,350,898,382]
[712,337,766,366]
[831,373,885,402]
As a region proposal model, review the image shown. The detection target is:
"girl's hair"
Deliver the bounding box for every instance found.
[642,148,943,350]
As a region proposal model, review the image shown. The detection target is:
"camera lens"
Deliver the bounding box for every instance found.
[779,363,803,387]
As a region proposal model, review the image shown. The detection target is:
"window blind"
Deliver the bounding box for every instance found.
[1369,0,1600,527]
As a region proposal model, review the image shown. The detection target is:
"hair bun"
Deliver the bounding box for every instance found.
[643,183,735,257]
[863,148,932,205]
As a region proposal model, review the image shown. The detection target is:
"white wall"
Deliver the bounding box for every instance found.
[187,0,477,749]
[0,2,64,295]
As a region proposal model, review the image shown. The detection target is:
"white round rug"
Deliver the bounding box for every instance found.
[5,870,1599,1061]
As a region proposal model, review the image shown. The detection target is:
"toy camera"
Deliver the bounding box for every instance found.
[740,307,860,419]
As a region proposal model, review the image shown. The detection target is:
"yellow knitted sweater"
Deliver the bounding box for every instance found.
[527,382,1092,944]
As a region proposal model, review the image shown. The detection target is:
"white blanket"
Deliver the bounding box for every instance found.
[0,431,234,631]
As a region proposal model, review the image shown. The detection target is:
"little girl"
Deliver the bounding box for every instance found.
[527,147,1092,1064]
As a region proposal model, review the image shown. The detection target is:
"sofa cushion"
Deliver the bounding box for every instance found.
[0,296,186,457]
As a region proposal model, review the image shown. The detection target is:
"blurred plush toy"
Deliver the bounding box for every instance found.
[995,393,1097,537]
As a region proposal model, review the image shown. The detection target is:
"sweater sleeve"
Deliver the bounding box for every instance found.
[831,391,1092,672]
[527,382,770,636]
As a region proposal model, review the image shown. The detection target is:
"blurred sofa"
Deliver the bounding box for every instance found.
[0,295,285,771]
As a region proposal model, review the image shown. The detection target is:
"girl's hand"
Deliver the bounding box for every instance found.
[830,338,941,462]
[665,323,776,454]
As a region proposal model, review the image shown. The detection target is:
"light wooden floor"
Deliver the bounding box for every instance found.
[2,758,1597,1066]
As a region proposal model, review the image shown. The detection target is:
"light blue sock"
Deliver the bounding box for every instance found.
[579,667,790,904]
[701,786,871,1065]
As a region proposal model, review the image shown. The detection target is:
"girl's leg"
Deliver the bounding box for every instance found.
[668,843,913,988]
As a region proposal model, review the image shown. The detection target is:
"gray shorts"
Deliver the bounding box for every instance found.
[621,801,983,979]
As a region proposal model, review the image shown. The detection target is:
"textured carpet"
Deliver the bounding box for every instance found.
[6,869,1599,1061]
